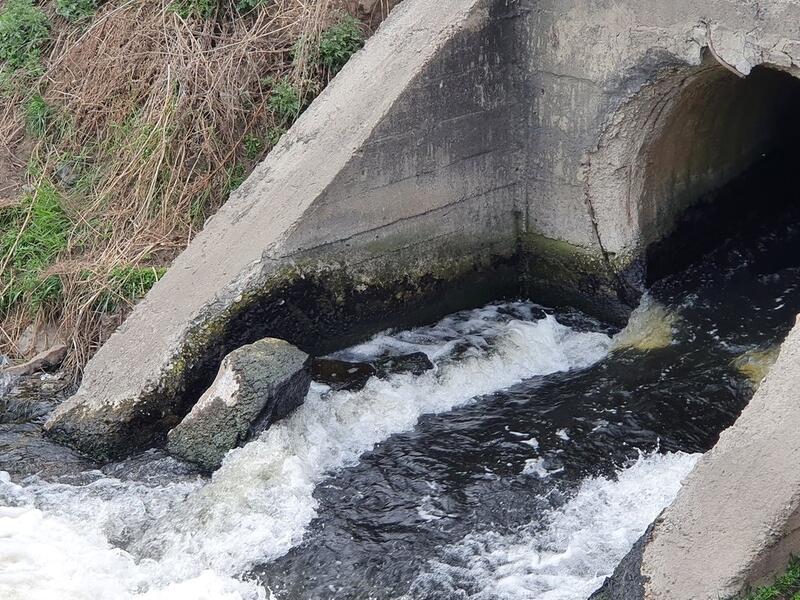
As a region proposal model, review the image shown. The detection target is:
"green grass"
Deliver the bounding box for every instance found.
[267,78,302,125]
[0,183,71,315]
[225,163,247,193]
[267,125,286,146]
[319,14,363,76]
[742,559,800,600]
[243,134,264,160]
[95,265,167,312]
[0,0,50,71]
[56,0,98,22]
[235,0,265,14]
[24,93,50,136]
[170,0,216,19]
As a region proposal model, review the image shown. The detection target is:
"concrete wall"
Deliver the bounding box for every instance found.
[45,0,528,459]
[43,5,800,595]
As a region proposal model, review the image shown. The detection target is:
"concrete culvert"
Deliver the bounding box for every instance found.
[589,60,800,285]
[641,64,800,280]
[590,64,800,600]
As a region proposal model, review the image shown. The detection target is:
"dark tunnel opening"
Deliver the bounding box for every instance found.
[643,65,800,284]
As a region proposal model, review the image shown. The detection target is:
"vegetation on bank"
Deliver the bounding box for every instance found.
[0,0,393,372]
[741,558,800,600]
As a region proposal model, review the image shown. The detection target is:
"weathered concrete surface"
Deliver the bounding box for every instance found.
[167,338,310,470]
[520,0,800,268]
[44,0,524,459]
[592,317,800,600]
[45,0,800,470]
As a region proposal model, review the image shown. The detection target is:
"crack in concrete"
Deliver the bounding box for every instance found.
[582,151,640,305]
[281,180,519,257]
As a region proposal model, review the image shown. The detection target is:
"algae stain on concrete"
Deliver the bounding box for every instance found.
[520,232,640,325]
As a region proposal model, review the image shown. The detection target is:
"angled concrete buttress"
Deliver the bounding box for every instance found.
[45,0,530,458]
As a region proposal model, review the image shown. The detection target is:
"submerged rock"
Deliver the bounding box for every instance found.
[310,358,376,391]
[376,352,434,377]
[1,371,74,425]
[167,338,311,470]
[0,423,97,481]
[311,352,434,392]
[733,345,780,386]
[101,449,203,484]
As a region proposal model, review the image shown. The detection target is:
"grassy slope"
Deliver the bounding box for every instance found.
[0,0,396,372]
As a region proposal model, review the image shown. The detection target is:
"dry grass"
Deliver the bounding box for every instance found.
[0,0,396,374]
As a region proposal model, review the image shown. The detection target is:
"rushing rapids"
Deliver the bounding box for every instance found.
[4,197,800,599]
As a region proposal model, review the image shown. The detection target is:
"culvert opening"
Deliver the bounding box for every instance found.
[643,65,800,284]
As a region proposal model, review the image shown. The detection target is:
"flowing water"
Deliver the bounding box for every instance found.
[3,202,800,599]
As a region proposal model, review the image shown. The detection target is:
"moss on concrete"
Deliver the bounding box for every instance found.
[47,245,521,460]
[520,232,640,326]
[47,227,648,461]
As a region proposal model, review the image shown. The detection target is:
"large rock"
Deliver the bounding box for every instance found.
[167,338,311,470]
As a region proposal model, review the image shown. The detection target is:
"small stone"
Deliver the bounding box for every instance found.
[310,357,376,391]
[16,322,64,358]
[167,338,311,470]
[2,344,68,377]
[55,162,79,188]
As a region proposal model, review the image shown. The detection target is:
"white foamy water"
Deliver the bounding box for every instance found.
[406,451,699,600]
[0,303,611,599]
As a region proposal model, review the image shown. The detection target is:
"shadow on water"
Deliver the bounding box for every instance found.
[256,150,800,599]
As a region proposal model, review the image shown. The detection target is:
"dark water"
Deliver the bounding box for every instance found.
[255,204,800,599]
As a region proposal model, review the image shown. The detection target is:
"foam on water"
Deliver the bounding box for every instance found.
[0,303,611,599]
[406,451,699,600]
[0,471,265,600]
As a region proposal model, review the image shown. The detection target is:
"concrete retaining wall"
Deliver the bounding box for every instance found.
[45,0,527,458]
[42,3,800,594]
